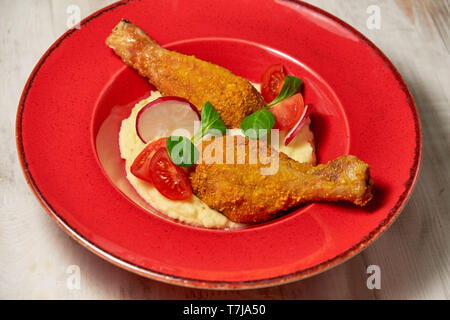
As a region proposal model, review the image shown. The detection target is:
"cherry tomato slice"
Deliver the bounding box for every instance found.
[269,93,305,130]
[149,147,192,201]
[130,137,167,183]
[261,64,286,103]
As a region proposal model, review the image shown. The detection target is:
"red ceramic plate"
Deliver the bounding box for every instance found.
[17,0,422,289]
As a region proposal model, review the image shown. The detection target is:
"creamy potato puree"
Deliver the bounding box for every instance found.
[119,85,315,228]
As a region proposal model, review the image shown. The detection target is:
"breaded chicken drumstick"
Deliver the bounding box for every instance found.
[189,137,373,223]
[106,20,265,128]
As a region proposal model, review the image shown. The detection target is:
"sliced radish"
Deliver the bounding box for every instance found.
[284,104,313,146]
[136,97,200,143]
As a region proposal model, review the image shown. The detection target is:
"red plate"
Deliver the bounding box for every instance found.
[16,0,422,289]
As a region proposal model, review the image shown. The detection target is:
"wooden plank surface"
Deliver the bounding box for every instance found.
[0,0,449,299]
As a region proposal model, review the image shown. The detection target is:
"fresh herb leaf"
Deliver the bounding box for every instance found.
[266,75,303,108]
[240,109,275,139]
[192,101,227,143]
[166,136,199,167]
[168,102,225,167]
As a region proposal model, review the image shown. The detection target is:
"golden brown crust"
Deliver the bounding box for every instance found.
[189,136,373,223]
[106,21,373,224]
[106,20,265,128]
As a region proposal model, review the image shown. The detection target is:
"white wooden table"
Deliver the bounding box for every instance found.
[1,0,449,299]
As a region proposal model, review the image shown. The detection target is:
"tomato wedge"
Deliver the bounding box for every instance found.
[269,93,305,130]
[261,64,286,103]
[130,137,167,183]
[149,148,192,201]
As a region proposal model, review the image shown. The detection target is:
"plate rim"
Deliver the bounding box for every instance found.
[16,0,423,289]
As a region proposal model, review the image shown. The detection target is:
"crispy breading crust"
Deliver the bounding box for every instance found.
[106,20,265,128]
[189,137,373,223]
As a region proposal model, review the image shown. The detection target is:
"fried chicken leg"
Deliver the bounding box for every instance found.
[106,20,265,128]
[189,137,373,223]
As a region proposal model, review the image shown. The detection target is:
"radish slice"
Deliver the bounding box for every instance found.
[136,96,200,143]
[284,104,313,146]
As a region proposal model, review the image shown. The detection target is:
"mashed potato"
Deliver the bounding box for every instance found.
[119,85,315,228]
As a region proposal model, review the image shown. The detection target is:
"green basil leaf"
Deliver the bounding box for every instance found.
[167,136,199,167]
[240,109,275,139]
[192,101,227,143]
[266,75,303,108]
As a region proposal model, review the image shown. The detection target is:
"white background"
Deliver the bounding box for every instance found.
[1,0,449,299]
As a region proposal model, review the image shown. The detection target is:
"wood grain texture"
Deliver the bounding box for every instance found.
[395,0,416,23]
[0,0,449,299]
